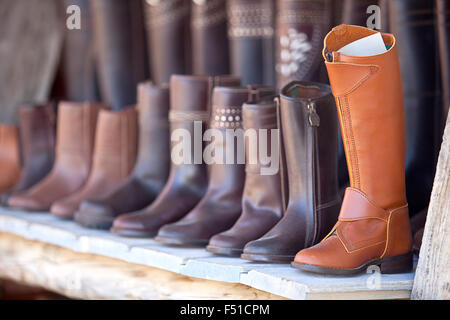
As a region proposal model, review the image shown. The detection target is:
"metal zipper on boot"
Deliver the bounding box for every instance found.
[307,101,320,127]
[306,100,319,245]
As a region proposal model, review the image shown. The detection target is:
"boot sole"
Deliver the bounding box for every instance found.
[206,245,243,257]
[74,211,114,230]
[154,235,209,247]
[241,252,295,263]
[110,227,156,238]
[291,252,413,275]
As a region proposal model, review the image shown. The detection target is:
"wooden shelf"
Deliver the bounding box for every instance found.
[0,207,415,300]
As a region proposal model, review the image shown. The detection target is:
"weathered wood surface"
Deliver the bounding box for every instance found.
[412,114,450,300]
[0,0,62,123]
[0,233,283,300]
[0,208,416,300]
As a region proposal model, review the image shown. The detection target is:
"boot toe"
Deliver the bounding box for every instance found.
[208,233,242,250]
[50,201,77,219]
[8,194,48,211]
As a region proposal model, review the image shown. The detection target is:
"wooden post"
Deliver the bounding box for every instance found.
[412,113,450,300]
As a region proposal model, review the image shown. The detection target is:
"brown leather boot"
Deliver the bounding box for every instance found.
[74,82,170,228]
[155,86,274,246]
[0,125,21,195]
[242,81,340,262]
[293,25,413,275]
[206,97,283,256]
[111,75,240,237]
[1,104,55,205]
[8,102,103,212]
[53,108,137,220]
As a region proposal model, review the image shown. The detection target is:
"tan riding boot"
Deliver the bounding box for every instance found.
[292,24,413,275]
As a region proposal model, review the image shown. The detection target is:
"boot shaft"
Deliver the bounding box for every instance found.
[227,0,275,86]
[280,81,339,207]
[144,0,191,85]
[133,82,170,183]
[275,0,332,90]
[55,102,103,167]
[91,0,149,109]
[191,0,229,76]
[324,24,406,210]
[205,86,274,197]
[241,99,283,214]
[90,108,137,179]
[168,75,241,181]
[18,103,55,162]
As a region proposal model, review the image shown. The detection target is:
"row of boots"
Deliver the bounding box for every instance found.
[0,24,420,275]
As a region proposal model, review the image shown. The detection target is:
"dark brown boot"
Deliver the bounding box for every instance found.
[91,0,149,109]
[1,104,55,205]
[191,0,229,76]
[206,97,283,256]
[155,86,274,246]
[111,75,240,237]
[144,0,191,85]
[242,81,340,262]
[75,82,170,228]
[8,102,103,212]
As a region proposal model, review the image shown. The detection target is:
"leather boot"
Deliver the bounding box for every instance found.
[191,0,229,76]
[206,97,283,256]
[91,0,149,110]
[0,125,21,195]
[111,75,240,237]
[155,86,274,246]
[74,82,170,228]
[437,0,450,126]
[52,108,137,220]
[8,102,103,212]
[388,0,441,216]
[275,0,332,90]
[1,104,55,205]
[144,0,191,85]
[242,81,340,262]
[293,25,413,275]
[227,0,275,86]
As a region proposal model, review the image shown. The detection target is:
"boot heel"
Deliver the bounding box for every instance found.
[379,252,413,274]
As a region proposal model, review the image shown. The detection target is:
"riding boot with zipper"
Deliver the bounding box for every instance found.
[111,75,240,237]
[1,104,55,205]
[75,82,170,228]
[207,97,283,256]
[275,0,332,90]
[227,0,275,86]
[293,24,413,275]
[155,86,274,246]
[52,108,137,220]
[191,0,229,76]
[242,80,340,262]
[144,0,191,85]
[91,0,148,110]
[0,125,21,195]
[8,102,103,212]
